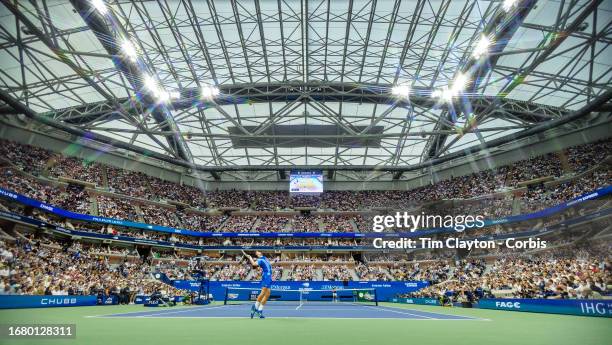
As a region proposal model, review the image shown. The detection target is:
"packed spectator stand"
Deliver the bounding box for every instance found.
[0,138,610,299]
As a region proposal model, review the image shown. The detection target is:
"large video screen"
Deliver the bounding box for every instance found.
[289,170,323,193]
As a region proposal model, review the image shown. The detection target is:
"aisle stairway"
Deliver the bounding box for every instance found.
[100,166,109,188]
[281,268,292,280]
[316,218,324,232]
[134,205,145,222]
[511,198,521,215]
[315,268,323,280]
[41,155,58,177]
[384,268,395,281]
[89,194,99,216]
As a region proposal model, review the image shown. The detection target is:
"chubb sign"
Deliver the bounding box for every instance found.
[40,297,78,306]
[0,295,98,309]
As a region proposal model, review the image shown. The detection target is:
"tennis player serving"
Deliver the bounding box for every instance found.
[243,250,272,319]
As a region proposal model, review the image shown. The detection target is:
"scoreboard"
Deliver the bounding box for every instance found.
[289,170,323,193]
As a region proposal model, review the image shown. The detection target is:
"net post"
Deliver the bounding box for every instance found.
[223,287,229,305]
[374,288,378,306]
[299,289,303,308]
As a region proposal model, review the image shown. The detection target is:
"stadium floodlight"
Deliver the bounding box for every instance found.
[431,89,442,99]
[201,85,220,100]
[143,75,158,93]
[450,73,469,94]
[157,90,170,103]
[441,87,454,102]
[91,0,108,14]
[153,90,179,103]
[120,38,137,61]
[502,0,518,12]
[472,35,493,59]
[391,84,411,98]
[432,74,469,103]
[431,87,454,102]
[143,75,175,103]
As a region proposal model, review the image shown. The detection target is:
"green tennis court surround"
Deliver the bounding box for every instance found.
[1,303,610,345]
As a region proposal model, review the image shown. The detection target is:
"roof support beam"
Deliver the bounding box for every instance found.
[422,0,537,162]
[434,0,605,159]
[70,0,194,163]
[4,85,607,173]
[41,82,569,125]
[0,0,174,156]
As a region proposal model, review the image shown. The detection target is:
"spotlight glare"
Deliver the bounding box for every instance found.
[451,73,469,94]
[442,87,454,102]
[201,88,212,99]
[143,75,166,102]
[120,38,137,60]
[391,84,411,98]
[143,75,158,92]
[472,35,492,58]
[201,85,220,99]
[432,73,470,102]
[502,0,518,12]
[157,90,170,103]
[169,91,181,100]
[91,0,108,14]
[432,88,454,102]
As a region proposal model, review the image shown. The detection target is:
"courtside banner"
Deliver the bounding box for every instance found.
[0,185,610,238]
[0,295,98,309]
[477,298,612,318]
[171,280,429,301]
[391,297,440,306]
[1,208,610,250]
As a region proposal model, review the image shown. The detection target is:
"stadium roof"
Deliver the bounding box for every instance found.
[0,0,610,174]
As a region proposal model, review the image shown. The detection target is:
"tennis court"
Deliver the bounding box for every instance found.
[94,286,481,320]
[90,303,482,320]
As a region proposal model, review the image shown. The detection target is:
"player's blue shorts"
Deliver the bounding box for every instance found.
[261,274,272,288]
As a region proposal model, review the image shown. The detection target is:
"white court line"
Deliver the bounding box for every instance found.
[92,316,490,320]
[85,305,230,318]
[279,308,366,311]
[133,305,232,318]
[242,304,485,316]
[372,305,490,322]
[85,306,200,317]
[87,304,490,321]
[363,305,439,319]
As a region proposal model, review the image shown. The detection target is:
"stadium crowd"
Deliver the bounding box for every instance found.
[0,217,609,301]
[0,138,609,236]
[0,138,610,301]
[0,238,183,298]
[401,243,611,302]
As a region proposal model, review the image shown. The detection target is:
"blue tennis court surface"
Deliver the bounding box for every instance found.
[91,303,483,320]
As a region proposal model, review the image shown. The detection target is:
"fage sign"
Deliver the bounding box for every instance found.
[494,301,521,309]
[479,298,612,318]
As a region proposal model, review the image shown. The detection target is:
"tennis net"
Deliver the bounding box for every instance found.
[223,287,378,306]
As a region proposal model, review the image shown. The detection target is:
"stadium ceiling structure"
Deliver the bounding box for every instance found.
[0,0,610,180]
